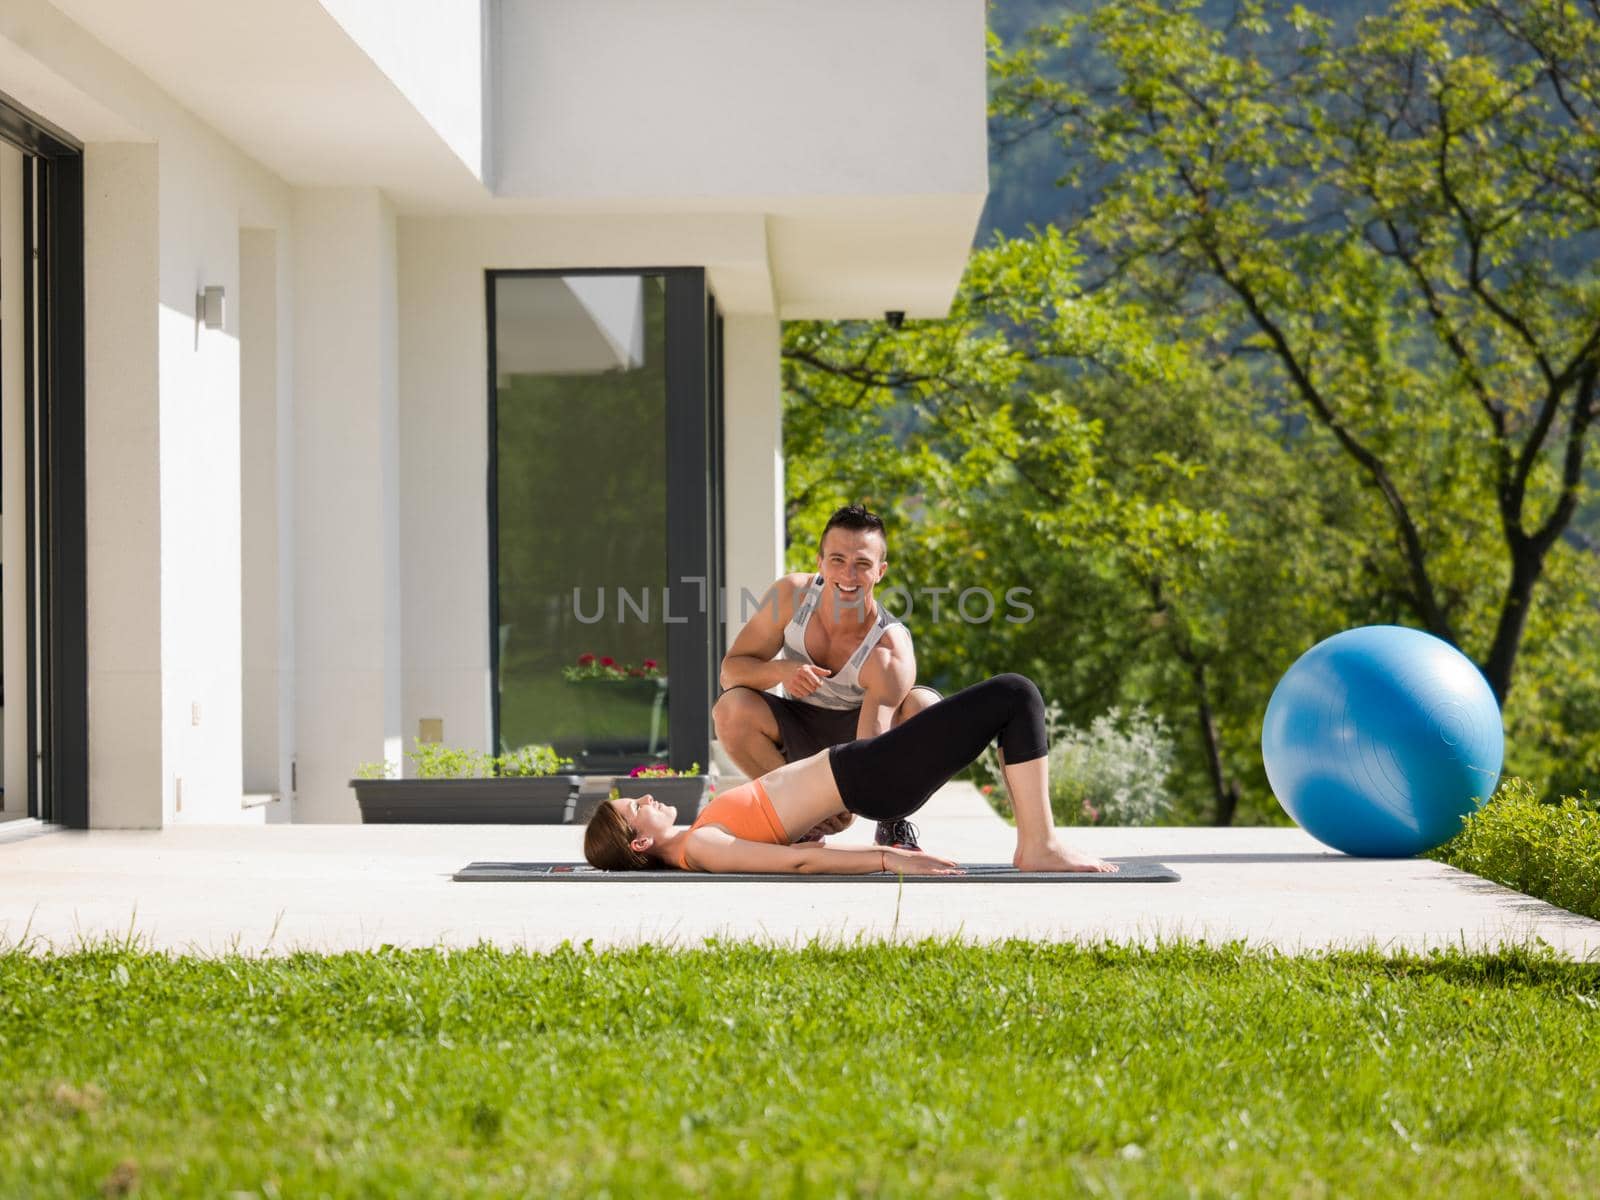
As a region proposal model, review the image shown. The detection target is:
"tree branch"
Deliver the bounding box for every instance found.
[1431,80,1558,386]
[1185,205,1456,642]
[1528,358,1598,555]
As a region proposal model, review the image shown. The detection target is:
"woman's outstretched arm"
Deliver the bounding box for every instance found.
[683,828,961,875]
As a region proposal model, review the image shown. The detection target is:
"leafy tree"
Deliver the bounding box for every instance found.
[783,237,1344,823]
[780,0,1600,816]
[990,0,1600,703]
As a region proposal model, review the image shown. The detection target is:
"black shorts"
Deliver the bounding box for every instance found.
[744,686,944,764]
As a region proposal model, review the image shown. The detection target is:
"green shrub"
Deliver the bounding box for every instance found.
[1430,778,1600,920]
[408,740,497,779]
[981,702,1176,826]
[496,743,573,778]
[355,740,573,781]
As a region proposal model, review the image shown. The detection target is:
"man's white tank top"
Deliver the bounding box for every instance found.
[778,575,900,711]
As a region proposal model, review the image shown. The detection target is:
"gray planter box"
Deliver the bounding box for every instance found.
[351,776,582,824]
[572,775,712,824]
[611,775,711,814]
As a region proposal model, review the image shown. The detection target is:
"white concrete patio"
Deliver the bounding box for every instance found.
[3,784,1597,958]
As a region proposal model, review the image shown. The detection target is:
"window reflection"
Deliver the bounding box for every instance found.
[493,274,669,771]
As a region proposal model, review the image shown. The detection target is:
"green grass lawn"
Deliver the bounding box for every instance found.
[3,941,1596,1198]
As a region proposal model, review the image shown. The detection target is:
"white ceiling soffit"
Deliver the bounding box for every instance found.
[45,0,488,209]
[767,196,986,321]
[0,16,148,142]
[34,1,985,318]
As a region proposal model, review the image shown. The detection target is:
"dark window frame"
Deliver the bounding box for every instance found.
[485,267,723,772]
[709,302,727,668]
[2,89,87,827]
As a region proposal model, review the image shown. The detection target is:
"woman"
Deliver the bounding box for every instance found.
[584,673,1117,876]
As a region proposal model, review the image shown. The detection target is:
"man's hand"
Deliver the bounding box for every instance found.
[784,661,833,699]
[801,811,855,839]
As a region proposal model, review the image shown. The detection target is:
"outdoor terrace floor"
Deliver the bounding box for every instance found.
[2,784,1597,958]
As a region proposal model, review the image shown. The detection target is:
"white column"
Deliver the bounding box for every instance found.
[83,143,164,828]
[0,143,25,815]
[396,221,492,759]
[240,227,296,810]
[721,314,785,626]
[291,189,401,821]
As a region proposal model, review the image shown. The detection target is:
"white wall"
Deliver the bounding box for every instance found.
[293,189,401,823]
[84,142,164,828]
[496,0,987,203]
[157,136,242,825]
[153,109,297,827]
[491,0,988,320]
[2,4,298,826]
[397,215,785,761]
[3,0,981,828]
[722,315,785,620]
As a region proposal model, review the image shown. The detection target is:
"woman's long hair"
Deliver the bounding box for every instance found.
[584,799,667,871]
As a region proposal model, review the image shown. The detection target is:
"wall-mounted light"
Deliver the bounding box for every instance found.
[196,285,226,332]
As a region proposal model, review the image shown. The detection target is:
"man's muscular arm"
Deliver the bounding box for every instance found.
[855,628,917,739]
[719,576,825,692]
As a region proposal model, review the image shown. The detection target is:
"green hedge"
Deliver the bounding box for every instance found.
[1430,778,1600,921]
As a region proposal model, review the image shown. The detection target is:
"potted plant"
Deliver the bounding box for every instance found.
[562,652,671,769]
[350,740,581,824]
[561,653,664,684]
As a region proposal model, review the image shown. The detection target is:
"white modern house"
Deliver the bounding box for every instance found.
[0,0,987,829]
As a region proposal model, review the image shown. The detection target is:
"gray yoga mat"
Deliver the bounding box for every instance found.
[453,861,1180,883]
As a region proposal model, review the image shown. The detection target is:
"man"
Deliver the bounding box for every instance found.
[713,504,940,850]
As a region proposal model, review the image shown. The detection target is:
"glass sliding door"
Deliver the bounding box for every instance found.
[0,92,86,826]
[489,269,719,773]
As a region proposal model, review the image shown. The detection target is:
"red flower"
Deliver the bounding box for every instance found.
[628,667,644,677]
[642,659,658,670]
[599,656,616,667]
[577,653,595,666]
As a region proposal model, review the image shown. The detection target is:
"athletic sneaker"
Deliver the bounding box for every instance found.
[874,819,922,852]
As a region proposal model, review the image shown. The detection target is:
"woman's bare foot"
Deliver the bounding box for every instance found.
[1014,840,1119,873]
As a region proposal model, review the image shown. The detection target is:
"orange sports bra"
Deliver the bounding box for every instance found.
[677,778,787,869]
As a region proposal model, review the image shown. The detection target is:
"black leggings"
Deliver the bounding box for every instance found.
[827,673,1048,821]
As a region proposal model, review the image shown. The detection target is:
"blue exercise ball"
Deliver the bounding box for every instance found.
[1261,625,1503,857]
